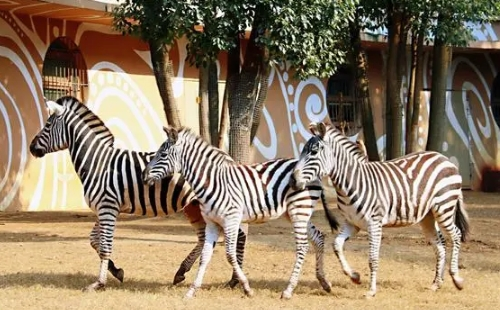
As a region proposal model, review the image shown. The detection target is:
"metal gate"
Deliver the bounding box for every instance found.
[42,37,88,101]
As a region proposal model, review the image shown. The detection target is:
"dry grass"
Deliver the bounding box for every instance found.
[1,191,500,310]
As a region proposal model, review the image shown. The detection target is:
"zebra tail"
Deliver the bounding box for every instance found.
[320,189,340,232]
[455,194,471,242]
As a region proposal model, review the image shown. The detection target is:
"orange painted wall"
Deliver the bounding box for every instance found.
[2,7,500,211]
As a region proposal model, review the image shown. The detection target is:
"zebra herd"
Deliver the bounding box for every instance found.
[29,96,470,300]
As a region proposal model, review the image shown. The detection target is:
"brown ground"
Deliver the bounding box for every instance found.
[1,191,500,310]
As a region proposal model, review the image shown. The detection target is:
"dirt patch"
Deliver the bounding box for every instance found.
[1,191,500,310]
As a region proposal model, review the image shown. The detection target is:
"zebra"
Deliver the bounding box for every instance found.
[28,96,248,292]
[290,121,470,298]
[142,126,340,299]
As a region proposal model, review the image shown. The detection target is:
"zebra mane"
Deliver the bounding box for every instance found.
[177,127,235,162]
[57,96,115,147]
[324,125,368,163]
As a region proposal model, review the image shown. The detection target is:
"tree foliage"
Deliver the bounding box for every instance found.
[113,0,358,163]
[355,0,500,158]
[184,0,357,79]
[112,0,191,45]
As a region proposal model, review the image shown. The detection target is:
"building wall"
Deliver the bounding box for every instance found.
[1,9,500,211]
[361,49,500,189]
[0,10,332,212]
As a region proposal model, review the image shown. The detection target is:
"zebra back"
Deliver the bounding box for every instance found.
[145,127,326,221]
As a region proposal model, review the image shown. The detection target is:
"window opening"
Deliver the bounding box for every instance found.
[42,37,88,102]
[326,66,361,136]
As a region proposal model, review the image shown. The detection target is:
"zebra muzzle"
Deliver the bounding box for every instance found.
[29,141,45,158]
[142,168,154,186]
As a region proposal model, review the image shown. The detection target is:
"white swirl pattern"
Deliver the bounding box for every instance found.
[2,9,500,211]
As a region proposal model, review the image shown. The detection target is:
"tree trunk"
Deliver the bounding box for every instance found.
[198,64,210,142]
[228,71,260,164]
[219,40,241,150]
[349,9,380,161]
[208,60,219,146]
[148,40,181,128]
[408,24,426,153]
[426,30,452,151]
[228,14,266,164]
[405,32,418,154]
[385,9,404,160]
[218,83,229,149]
[250,64,270,142]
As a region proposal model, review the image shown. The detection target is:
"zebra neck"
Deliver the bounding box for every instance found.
[68,133,113,185]
[178,139,229,202]
[329,143,364,195]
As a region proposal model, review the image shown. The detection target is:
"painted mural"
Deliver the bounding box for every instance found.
[1,1,500,211]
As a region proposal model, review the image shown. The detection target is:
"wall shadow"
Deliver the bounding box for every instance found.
[0,271,167,293]
[0,230,197,245]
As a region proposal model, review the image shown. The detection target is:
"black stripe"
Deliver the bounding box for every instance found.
[160,178,169,214]
[171,177,183,213]
[148,183,158,216]
[271,162,294,212]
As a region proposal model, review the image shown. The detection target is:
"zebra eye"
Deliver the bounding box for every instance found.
[310,145,319,155]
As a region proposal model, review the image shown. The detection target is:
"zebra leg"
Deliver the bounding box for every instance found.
[84,205,119,292]
[89,220,124,283]
[281,210,313,299]
[420,213,446,291]
[365,219,383,298]
[435,209,465,290]
[174,201,206,285]
[227,223,248,289]
[185,221,219,299]
[223,220,254,297]
[173,223,205,285]
[333,222,361,284]
[307,221,332,293]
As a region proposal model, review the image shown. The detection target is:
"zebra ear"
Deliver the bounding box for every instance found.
[46,100,64,116]
[163,126,179,143]
[309,122,327,138]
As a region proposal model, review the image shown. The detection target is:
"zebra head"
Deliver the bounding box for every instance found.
[143,126,182,186]
[290,122,332,190]
[29,97,71,158]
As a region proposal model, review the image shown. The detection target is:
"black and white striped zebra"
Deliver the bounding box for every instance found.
[142,126,339,299]
[28,96,247,291]
[290,122,470,297]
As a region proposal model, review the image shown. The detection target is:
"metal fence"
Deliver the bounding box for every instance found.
[42,37,88,102]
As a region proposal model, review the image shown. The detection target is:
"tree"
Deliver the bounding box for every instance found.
[187,1,356,163]
[360,0,409,160]
[348,5,380,161]
[114,1,356,164]
[426,0,500,152]
[359,0,500,157]
[405,10,429,154]
[112,0,192,128]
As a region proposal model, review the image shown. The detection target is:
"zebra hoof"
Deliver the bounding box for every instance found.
[318,279,332,293]
[280,290,292,300]
[173,274,186,285]
[114,268,124,283]
[226,278,239,289]
[452,276,464,290]
[184,288,196,299]
[82,281,105,292]
[364,290,376,298]
[245,288,255,298]
[350,271,361,284]
[429,281,442,292]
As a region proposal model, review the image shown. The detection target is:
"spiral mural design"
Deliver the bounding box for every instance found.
[1,3,500,211]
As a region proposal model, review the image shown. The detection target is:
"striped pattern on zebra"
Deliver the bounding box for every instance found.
[28,96,247,291]
[142,126,340,299]
[290,122,470,297]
